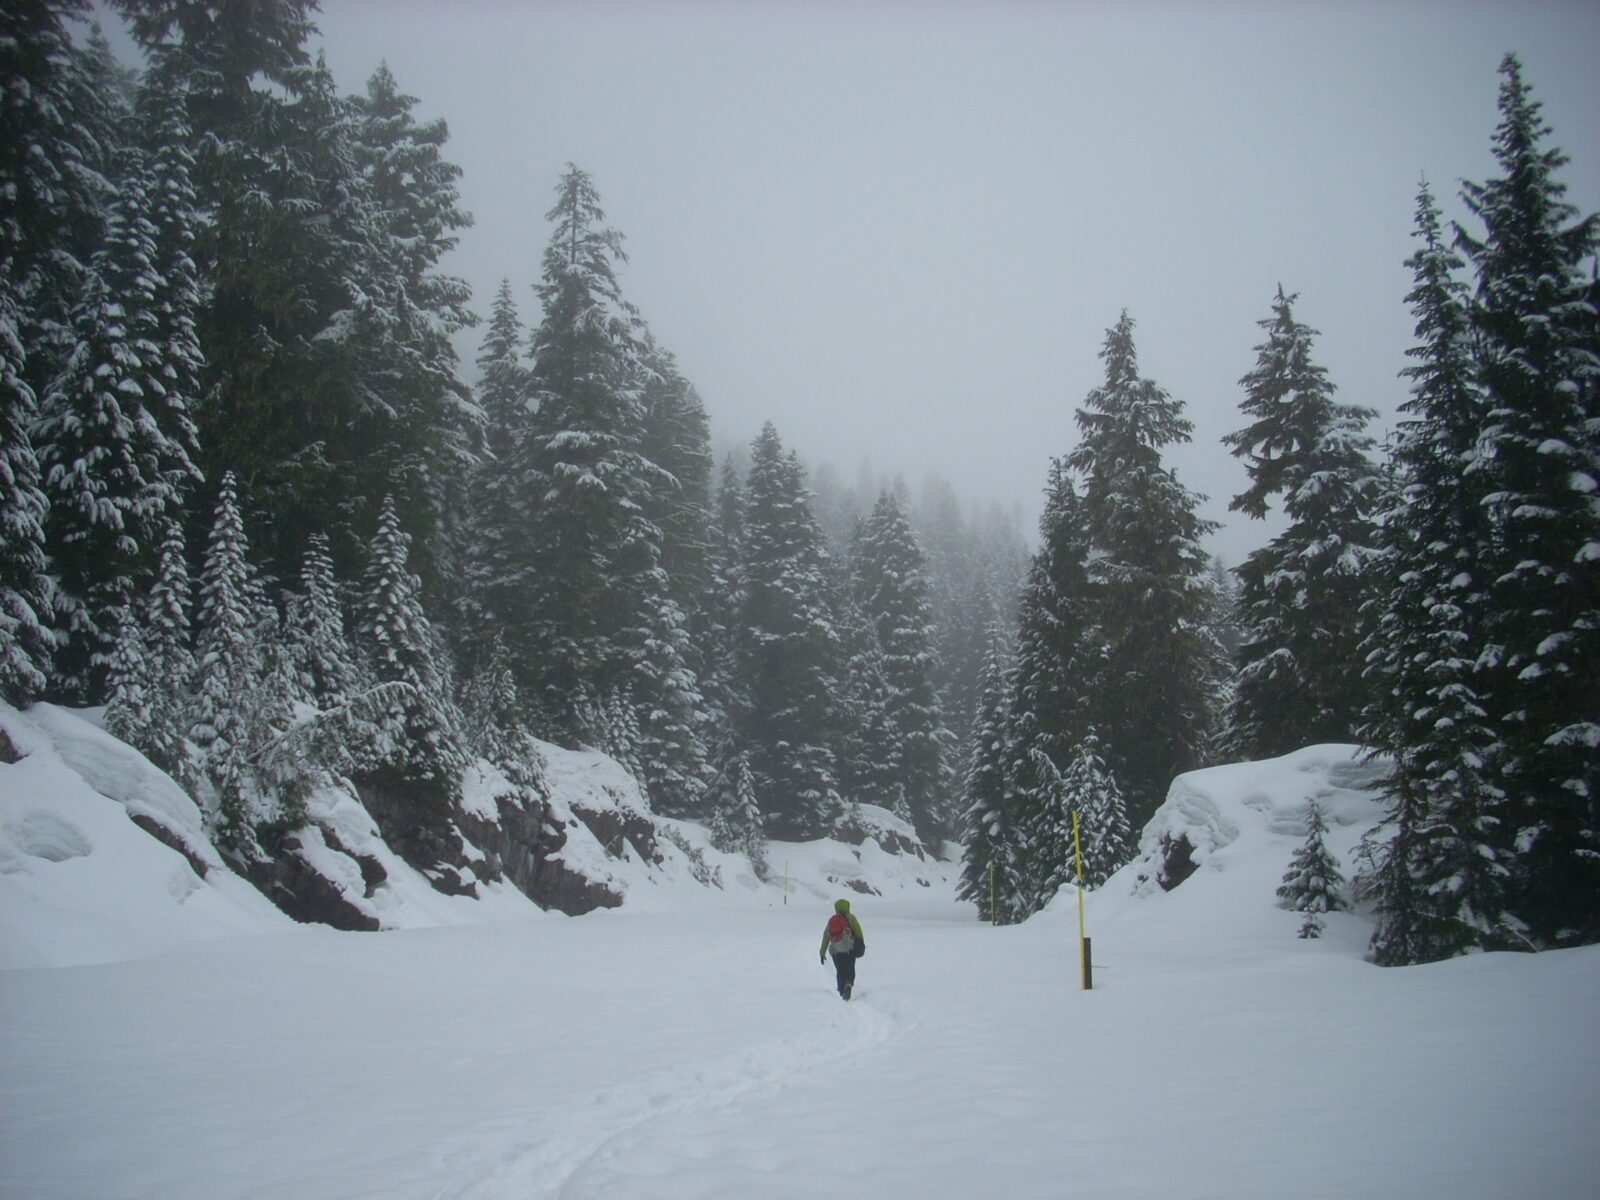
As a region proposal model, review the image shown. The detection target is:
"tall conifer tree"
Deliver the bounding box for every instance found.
[1224,288,1383,756]
[1455,56,1600,945]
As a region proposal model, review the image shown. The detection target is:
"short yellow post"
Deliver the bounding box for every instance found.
[1073,809,1091,990]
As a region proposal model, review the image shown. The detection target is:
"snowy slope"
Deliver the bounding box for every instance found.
[3,734,1596,1199]
[0,703,952,967]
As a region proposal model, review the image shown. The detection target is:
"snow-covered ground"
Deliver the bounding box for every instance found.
[3,719,1597,1199]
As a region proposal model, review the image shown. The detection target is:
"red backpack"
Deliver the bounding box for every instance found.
[827,912,853,949]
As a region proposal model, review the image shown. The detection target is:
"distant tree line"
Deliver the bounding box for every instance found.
[1,6,1592,964]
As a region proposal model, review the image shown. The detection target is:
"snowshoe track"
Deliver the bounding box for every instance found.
[435,989,910,1200]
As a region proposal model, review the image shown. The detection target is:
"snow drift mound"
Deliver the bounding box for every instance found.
[0,704,289,968]
[1042,745,1392,959]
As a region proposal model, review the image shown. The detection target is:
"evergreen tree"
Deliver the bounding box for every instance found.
[851,490,951,844]
[1063,731,1133,888]
[707,751,768,878]
[5,1,115,412]
[357,495,465,791]
[476,165,675,743]
[1278,800,1346,939]
[738,423,846,838]
[189,472,259,841]
[35,158,167,698]
[1001,462,1097,915]
[1023,743,1077,912]
[835,583,901,808]
[1455,55,1600,946]
[1067,311,1221,830]
[0,285,56,706]
[958,629,1021,922]
[1224,287,1383,756]
[285,532,360,710]
[1365,181,1512,965]
[638,339,715,637]
[347,60,479,607]
[464,278,530,660]
[133,65,204,511]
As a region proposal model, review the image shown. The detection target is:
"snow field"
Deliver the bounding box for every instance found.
[4,900,1597,1199]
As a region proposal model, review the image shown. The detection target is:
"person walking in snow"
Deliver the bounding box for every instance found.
[819,898,865,1000]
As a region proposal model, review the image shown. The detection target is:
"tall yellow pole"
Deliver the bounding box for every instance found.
[1072,809,1089,989]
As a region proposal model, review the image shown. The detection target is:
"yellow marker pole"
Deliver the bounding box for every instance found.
[1072,809,1091,990]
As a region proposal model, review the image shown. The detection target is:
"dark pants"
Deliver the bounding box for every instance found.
[831,950,857,996]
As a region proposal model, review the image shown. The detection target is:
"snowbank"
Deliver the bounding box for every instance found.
[0,704,288,968]
[0,704,955,968]
[1035,743,1391,959]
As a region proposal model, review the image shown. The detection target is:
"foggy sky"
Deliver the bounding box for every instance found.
[128,2,1600,564]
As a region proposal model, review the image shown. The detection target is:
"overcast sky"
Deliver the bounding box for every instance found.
[115,1,1600,564]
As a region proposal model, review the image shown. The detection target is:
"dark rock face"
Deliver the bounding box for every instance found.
[1157,833,1199,891]
[455,791,628,917]
[0,727,19,764]
[128,811,211,880]
[353,770,476,896]
[227,829,381,932]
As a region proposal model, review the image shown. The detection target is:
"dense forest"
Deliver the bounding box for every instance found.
[2,2,1594,964]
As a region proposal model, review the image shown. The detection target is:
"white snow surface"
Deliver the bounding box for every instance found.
[3,720,1597,1199]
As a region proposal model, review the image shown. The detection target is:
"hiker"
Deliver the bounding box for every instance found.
[819,898,865,1000]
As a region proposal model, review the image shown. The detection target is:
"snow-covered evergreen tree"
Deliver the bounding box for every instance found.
[35,155,171,698]
[1062,731,1133,888]
[1365,181,1511,966]
[1224,287,1383,757]
[1278,800,1346,938]
[999,463,1098,917]
[0,285,56,706]
[851,490,951,844]
[356,494,465,792]
[958,629,1022,922]
[189,472,260,842]
[347,59,479,608]
[1455,55,1600,947]
[835,586,902,810]
[738,423,846,838]
[1067,311,1222,830]
[285,532,361,711]
[706,751,767,878]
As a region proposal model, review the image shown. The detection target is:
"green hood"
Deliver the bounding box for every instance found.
[834,899,851,914]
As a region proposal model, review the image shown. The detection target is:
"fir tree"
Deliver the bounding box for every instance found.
[738,423,846,838]
[707,751,768,878]
[189,472,259,841]
[285,533,360,710]
[851,490,951,844]
[357,495,464,791]
[958,629,1021,922]
[1067,311,1222,830]
[1455,55,1600,946]
[1224,288,1383,756]
[1365,182,1511,965]
[0,285,56,706]
[476,165,686,760]
[1063,731,1133,888]
[1001,462,1096,916]
[35,158,167,698]
[1278,800,1346,938]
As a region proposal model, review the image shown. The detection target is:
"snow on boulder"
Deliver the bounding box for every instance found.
[0,704,288,969]
[1045,744,1393,960]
